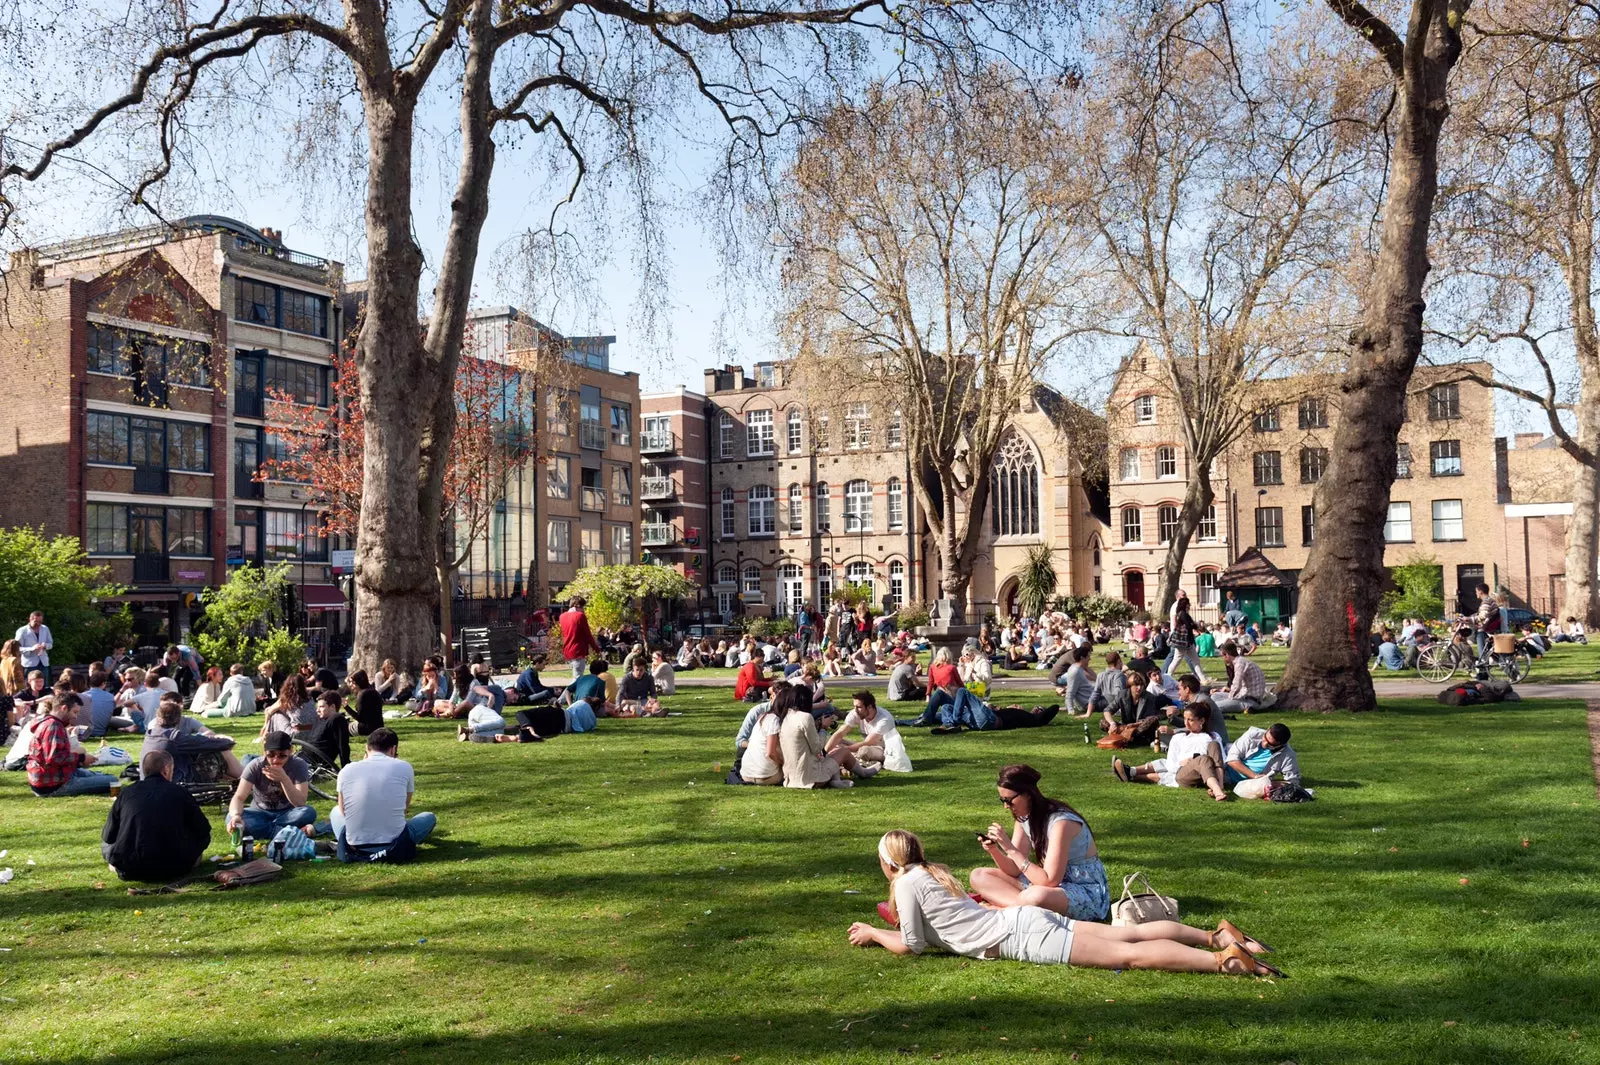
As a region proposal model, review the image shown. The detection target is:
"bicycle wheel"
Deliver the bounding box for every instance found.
[1417,646,1455,683]
[1500,652,1532,684]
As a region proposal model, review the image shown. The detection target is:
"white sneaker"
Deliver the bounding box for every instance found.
[828,778,855,789]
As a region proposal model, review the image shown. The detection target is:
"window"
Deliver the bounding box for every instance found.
[887,478,905,530]
[86,413,130,464]
[1253,451,1283,486]
[1255,507,1284,548]
[86,503,128,554]
[1300,447,1328,485]
[844,479,874,532]
[715,562,737,586]
[265,509,327,561]
[991,431,1039,537]
[260,432,309,482]
[547,520,571,564]
[1428,383,1460,420]
[1134,394,1156,424]
[167,507,210,556]
[1121,506,1143,545]
[86,325,211,389]
[845,403,871,450]
[610,524,633,564]
[748,485,776,535]
[1253,406,1280,432]
[643,415,670,448]
[817,562,833,604]
[1432,499,1464,541]
[746,409,775,456]
[1396,443,1413,478]
[889,559,905,605]
[718,413,734,459]
[1298,397,1328,429]
[235,279,328,337]
[742,563,763,596]
[264,356,330,407]
[788,484,805,532]
[168,422,210,472]
[235,278,275,325]
[814,413,830,451]
[886,409,903,447]
[547,392,572,437]
[845,561,874,601]
[547,455,571,499]
[716,591,734,618]
[1155,446,1178,479]
[87,325,131,376]
[609,403,632,447]
[230,506,260,561]
[280,289,329,338]
[755,363,780,388]
[1119,448,1141,482]
[1158,505,1179,544]
[815,482,831,532]
[1301,504,1316,545]
[1198,505,1218,541]
[779,563,804,617]
[787,408,803,453]
[1198,569,1219,607]
[1430,440,1462,477]
[720,486,736,537]
[1385,502,1413,542]
[611,465,632,506]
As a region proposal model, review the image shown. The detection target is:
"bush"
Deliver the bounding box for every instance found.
[1050,594,1137,629]
[256,628,309,674]
[831,583,875,609]
[554,565,696,632]
[746,617,797,640]
[895,600,931,630]
[193,563,294,668]
[0,526,132,663]
[1016,544,1059,619]
[1379,556,1445,624]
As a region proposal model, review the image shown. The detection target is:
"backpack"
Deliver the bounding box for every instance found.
[267,825,317,862]
[1269,782,1315,803]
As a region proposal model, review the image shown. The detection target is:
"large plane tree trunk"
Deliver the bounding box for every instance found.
[1276,0,1465,712]
[1154,470,1216,621]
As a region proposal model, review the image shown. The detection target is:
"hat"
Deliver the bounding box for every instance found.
[811,703,840,721]
[263,730,293,752]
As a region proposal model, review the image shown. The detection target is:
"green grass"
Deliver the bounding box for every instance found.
[3,690,1598,1064]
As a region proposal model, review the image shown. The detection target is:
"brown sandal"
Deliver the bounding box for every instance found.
[1216,943,1286,979]
[1216,919,1274,954]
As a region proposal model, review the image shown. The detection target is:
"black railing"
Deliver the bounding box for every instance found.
[235,390,264,418]
[133,467,169,494]
[234,467,263,499]
[133,555,169,582]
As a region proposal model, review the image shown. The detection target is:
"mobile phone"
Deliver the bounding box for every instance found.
[975,832,992,843]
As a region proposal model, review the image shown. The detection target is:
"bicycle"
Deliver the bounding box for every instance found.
[1417,628,1532,684]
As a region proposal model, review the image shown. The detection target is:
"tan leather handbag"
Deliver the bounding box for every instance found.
[1111,871,1179,926]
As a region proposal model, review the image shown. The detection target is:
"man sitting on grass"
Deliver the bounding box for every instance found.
[1207,643,1263,719]
[102,750,211,881]
[329,727,436,863]
[1112,702,1230,801]
[887,650,926,703]
[1225,724,1301,800]
[28,691,118,797]
[226,730,315,839]
[562,660,609,732]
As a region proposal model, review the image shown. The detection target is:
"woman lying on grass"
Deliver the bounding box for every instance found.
[848,830,1284,977]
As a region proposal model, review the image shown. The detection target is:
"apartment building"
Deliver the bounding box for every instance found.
[453,307,640,607]
[1497,433,1584,615]
[0,216,348,647]
[1105,356,1503,625]
[639,387,710,585]
[699,362,1106,621]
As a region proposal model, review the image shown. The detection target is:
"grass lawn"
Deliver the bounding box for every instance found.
[3,690,1597,1064]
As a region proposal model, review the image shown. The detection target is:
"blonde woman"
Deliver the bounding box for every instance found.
[848,830,1282,976]
[0,639,26,696]
[821,646,845,678]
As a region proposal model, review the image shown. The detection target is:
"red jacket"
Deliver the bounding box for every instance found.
[734,660,771,701]
[559,608,597,662]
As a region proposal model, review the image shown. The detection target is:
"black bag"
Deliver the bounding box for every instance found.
[1269,782,1315,803]
[515,704,566,738]
[724,768,748,786]
[1437,685,1483,706]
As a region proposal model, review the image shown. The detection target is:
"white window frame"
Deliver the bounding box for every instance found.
[788,484,805,532]
[817,562,833,605]
[1121,507,1142,545]
[1134,395,1156,424]
[1119,448,1140,482]
[1197,570,1219,607]
[787,408,803,453]
[1384,501,1413,543]
[886,409,903,447]
[889,560,905,606]
[844,479,873,532]
[546,519,571,564]
[742,564,763,596]
[815,482,831,532]
[718,413,734,459]
[1157,504,1179,544]
[1198,505,1218,541]
[547,454,571,500]
[720,486,736,538]
[1156,446,1178,479]
[746,409,775,457]
[715,562,737,586]
[887,478,905,530]
[748,484,776,535]
[845,402,871,450]
[1431,498,1464,542]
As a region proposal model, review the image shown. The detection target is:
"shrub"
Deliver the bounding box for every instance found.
[1050,594,1137,629]
[831,583,875,609]
[192,563,294,668]
[1016,544,1059,619]
[746,617,797,640]
[895,600,931,630]
[0,526,132,663]
[1379,556,1445,624]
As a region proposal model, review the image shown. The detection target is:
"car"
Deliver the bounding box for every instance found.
[1503,608,1552,632]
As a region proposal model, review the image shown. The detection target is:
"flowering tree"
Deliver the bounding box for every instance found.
[263,337,540,665]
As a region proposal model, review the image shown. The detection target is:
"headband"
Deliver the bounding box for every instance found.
[877,837,900,870]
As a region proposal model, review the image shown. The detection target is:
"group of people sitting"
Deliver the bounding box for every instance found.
[732,682,909,787]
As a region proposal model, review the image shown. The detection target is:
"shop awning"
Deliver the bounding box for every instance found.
[300,584,350,611]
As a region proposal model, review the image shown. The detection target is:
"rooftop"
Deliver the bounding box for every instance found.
[35,214,335,277]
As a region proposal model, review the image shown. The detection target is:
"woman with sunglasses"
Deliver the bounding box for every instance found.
[850,830,1282,976]
[969,764,1109,920]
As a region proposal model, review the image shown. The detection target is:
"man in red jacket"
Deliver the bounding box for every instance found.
[559,596,600,680]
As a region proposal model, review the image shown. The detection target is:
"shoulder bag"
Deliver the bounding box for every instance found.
[1111,871,1179,926]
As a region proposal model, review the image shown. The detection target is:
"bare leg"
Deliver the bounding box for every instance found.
[1017,885,1071,915]
[969,866,1027,906]
[1067,932,1219,973]
[220,751,244,779]
[1072,919,1211,948]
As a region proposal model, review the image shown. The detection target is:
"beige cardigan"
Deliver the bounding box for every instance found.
[780,710,838,788]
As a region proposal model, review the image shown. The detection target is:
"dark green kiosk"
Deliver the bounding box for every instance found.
[1217,548,1293,629]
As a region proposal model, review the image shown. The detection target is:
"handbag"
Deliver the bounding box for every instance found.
[1096,724,1136,750]
[215,858,283,888]
[1111,871,1179,926]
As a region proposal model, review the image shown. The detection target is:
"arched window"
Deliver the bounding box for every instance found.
[787,484,804,531]
[1121,506,1143,544]
[787,408,803,453]
[1119,448,1140,482]
[1158,505,1179,544]
[742,563,763,595]
[889,559,906,606]
[846,560,874,601]
[817,562,834,604]
[1091,536,1102,568]
[748,484,775,535]
[887,477,905,530]
[991,431,1040,537]
[715,562,736,585]
[719,486,735,538]
[1156,446,1178,478]
[815,482,832,531]
[717,413,734,458]
[845,479,873,532]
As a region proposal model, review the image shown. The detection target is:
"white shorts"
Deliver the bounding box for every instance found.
[997,905,1077,965]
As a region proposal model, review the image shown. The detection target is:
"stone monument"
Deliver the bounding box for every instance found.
[915,596,982,662]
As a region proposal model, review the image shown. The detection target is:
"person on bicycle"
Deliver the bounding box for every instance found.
[1473,584,1508,660]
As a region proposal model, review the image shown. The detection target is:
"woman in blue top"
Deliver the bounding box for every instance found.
[970,764,1110,920]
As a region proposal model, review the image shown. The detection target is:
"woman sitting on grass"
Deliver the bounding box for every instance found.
[849,830,1282,976]
[738,683,795,785]
[373,659,411,703]
[734,657,771,702]
[261,675,313,738]
[821,646,845,678]
[850,640,879,676]
[780,683,877,788]
[969,764,1109,920]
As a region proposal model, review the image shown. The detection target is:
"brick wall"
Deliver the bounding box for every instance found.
[0,273,79,535]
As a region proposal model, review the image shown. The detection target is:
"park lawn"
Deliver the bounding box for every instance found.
[1,691,1597,1065]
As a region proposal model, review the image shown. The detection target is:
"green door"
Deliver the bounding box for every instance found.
[1234,590,1283,629]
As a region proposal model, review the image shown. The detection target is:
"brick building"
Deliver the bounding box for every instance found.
[695,362,1106,621]
[0,216,349,650]
[639,387,711,586]
[1497,433,1583,616]
[1106,357,1504,625]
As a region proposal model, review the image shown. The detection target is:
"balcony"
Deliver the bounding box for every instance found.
[639,476,675,501]
[580,548,606,569]
[235,389,264,419]
[642,523,676,546]
[579,421,607,451]
[234,466,264,499]
[580,486,606,512]
[640,430,676,454]
[133,554,169,583]
[133,467,170,494]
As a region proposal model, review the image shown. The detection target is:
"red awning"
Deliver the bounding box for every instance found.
[300,584,349,611]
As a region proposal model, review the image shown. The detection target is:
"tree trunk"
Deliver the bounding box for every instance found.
[1560,388,1600,626]
[1154,471,1215,620]
[1277,12,1460,712]
[438,563,456,667]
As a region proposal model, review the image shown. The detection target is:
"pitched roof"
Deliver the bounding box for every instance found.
[1218,547,1291,589]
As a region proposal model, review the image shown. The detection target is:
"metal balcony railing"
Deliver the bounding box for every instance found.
[133,555,169,582]
[579,422,607,450]
[133,467,169,494]
[642,524,675,546]
[640,430,676,454]
[639,476,674,500]
[580,549,607,569]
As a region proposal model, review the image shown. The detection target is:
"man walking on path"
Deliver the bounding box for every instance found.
[559,596,600,680]
[16,611,52,676]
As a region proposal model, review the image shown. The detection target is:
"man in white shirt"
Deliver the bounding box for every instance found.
[210,663,257,718]
[329,728,435,863]
[16,611,52,674]
[1111,703,1229,801]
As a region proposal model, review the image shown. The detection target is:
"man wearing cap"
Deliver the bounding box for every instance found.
[226,731,315,839]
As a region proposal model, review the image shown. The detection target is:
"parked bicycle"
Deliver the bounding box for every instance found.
[1416,626,1532,684]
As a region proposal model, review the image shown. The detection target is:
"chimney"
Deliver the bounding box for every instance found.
[1514,432,1543,449]
[259,227,282,244]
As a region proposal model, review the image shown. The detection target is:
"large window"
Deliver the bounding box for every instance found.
[1155,446,1178,479]
[235,278,276,325]
[1300,447,1328,485]
[86,413,129,465]
[1298,396,1328,429]
[815,482,832,532]
[1430,440,1462,476]
[547,455,571,499]
[1134,395,1156,424]
[845,561,874,600]
[845,403,871,450]
[814,413,830,452]
[167,508,210,556]
[1198,505,1218,541]
[1253,451,1283,485]
[889,560,905,606]
[265,509,327,561]
[1119,448,1140,482]
[748,484,776,534]
[718,413,734,458]
[167,422,210,472]
[1432,499,1464,541]
[886,409,903,447]
[1396,443,1413,479]
[746,409,775,456]
[234,278,329,338]
[1121,506,1143,545]
[1158,505,1179,544]
[609,403,632,447]
[779,563,804,617]
[1428,383,1460,420]
[787,408,803,453]
[1255,506,1284,548]
[1384,502,1413,542]
[887,478,905,530]
[88,413,210,474]
[1302,505,1316,545]
[720,487,736,537]
[742,563,763,596]
[611,464,632,506]
[87,324,212,388]
[1253,406,1280,432]
[87,504,211,557]
[86,503,128,554]
[610,523,633,564]
[264,356,330,407]
[844,479,873,533]
[547,520,571,564]
[817,562,833,604]
[1198,569,1220,607]
[715,562,737,586]
[280,289,329,337]
[992,431,1039,537]
[788,484,805,531]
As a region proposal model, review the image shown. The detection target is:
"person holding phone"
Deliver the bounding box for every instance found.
[968,764,1109,920]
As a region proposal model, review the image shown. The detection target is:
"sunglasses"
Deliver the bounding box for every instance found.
[999,793,1021,808]
[264,750,291,760]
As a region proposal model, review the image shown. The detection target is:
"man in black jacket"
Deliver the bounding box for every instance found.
[101,750,212,882]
